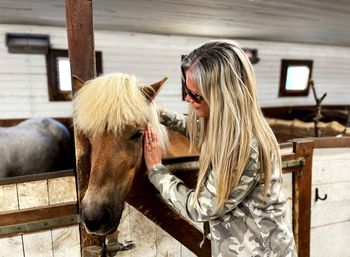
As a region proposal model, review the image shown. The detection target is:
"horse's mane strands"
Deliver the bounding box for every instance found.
[73,73,168,150]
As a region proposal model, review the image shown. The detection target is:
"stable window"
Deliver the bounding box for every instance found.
[46,49,103,101]
[279,59,313,97]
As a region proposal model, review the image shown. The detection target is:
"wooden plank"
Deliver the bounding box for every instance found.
[0,215,79,238]
[17,180,49,209]
[0,169,74,186]
[0,203,77,227]
[313,136,350,148]
[310,221,350,257]
[292,139,314,257]
[0,235,24,257]
[311,182,350,228]
[313,147,350,162]
[52,225,81,257]
[0,184,19,212]
[22,230,53,257]
[312,148,350,184]
[64,0,104,252]
[280,143,293,155]
[310,146,350,229]
[281,153,297,163]
[48,176,77,205]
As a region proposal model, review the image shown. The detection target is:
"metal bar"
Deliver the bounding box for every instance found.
[0,215,80,238]
[282,158,305,169]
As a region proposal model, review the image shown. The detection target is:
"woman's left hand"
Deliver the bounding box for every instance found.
[143,123,162,171]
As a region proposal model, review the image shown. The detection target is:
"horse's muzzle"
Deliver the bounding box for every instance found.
[80,202,122,235]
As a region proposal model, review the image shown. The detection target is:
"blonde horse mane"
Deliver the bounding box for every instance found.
[73,73,168,150]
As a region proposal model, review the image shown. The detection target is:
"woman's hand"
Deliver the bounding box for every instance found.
[143,123,162,171]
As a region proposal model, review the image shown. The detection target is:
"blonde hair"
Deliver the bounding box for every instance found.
[182,40,281,208]
[73,73,168,150]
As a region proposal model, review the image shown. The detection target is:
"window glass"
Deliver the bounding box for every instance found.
[57,57,72,91]
[285,66,310,91]
[279,60,313,97]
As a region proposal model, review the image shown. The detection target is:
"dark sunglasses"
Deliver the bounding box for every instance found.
[184,86,204,103]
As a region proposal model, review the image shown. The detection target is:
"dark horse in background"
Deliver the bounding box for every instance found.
[0,118,72,177]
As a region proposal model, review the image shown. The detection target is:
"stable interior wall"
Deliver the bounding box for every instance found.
[1,24,350,119]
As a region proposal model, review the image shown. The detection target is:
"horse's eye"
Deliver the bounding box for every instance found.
[130,130,143,140]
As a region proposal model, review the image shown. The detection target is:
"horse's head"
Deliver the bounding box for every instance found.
[73,73,168,235]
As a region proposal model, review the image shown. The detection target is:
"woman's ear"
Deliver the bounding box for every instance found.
[142,77,168,101]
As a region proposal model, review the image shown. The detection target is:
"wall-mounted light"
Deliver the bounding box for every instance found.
[5,33,50,54]
[243,48,260,64]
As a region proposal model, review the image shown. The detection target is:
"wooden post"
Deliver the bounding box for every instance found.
[292,139,314,257]
[64,0,104,255]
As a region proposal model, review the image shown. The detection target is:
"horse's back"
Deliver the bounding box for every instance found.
[0,118,72,177]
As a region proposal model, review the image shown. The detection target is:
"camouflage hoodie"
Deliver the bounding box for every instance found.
[148,111,297,257]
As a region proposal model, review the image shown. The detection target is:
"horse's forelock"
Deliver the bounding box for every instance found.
[73,73,168,149]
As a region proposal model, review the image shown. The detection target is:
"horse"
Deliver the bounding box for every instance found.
[0,118,72,178]
[73,73,193,235]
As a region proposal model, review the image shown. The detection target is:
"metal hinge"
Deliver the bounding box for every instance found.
[105,236,135,256]
[282,157,305,176]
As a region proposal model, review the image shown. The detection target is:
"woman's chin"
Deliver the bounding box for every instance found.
[195,109,208,118]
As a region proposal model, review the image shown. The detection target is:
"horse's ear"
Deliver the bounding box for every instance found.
[72,76,85,90]
[142,77,168,101]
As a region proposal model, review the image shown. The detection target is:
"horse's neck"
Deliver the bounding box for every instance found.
[164,129,197,157]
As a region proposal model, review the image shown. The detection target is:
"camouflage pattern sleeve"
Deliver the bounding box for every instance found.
[159,110,188,136]
[149,142,297,257]
[148,146,260,222]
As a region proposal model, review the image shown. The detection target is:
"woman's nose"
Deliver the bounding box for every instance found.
[184,94,191,103]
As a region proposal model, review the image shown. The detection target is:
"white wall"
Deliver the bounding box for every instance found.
[1,24,350,119]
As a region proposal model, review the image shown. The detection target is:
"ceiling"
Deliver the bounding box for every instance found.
[1,0,350,47]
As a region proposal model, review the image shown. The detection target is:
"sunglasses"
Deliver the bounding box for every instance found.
[184,86,204,103]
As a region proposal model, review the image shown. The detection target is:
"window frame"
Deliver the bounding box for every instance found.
[46,49,103,101]
[278,59,313,97]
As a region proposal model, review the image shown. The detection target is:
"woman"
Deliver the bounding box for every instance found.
[143,40,296,257]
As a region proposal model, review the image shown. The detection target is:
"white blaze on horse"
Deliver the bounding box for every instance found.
[0,118,72,177]
[73,73,190,235]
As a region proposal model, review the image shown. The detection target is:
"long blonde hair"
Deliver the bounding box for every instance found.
[182,41,281,208]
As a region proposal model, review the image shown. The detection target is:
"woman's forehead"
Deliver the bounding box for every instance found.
[185,70,199,90]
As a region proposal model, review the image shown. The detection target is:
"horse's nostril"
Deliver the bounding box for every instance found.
[81,205,114,233]
[100,206,113,224]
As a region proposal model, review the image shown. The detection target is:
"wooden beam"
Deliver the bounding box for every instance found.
[292,139,314,257]
[0,169,74,186]
[64,0,104,254]
[0,203,77,227]
[0,203,78,237]
[313,136,350,148]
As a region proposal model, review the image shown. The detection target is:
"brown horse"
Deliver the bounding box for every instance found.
[73,73,192,235]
